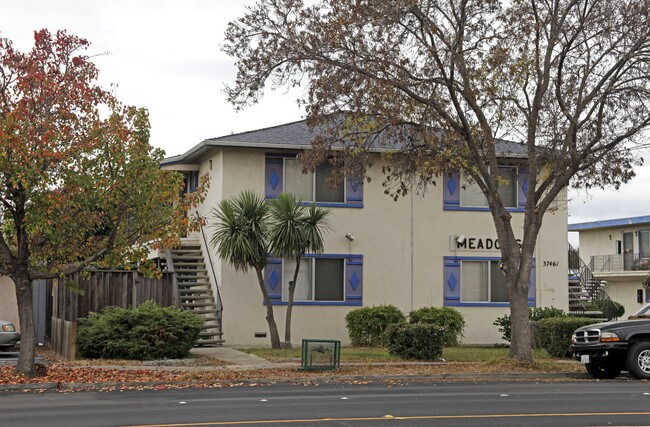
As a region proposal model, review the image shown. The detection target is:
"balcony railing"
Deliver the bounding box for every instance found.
[590,253,650,272]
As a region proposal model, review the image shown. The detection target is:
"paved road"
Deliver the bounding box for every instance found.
[4,380,650,426]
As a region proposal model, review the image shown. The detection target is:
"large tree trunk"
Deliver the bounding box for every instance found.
[508,279,533,362]
[255,267,281,349]
[13,273,37,376]
[282,256,302,348]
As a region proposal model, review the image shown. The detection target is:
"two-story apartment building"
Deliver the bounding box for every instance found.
[162,120,569,346]
[569,216,650,314]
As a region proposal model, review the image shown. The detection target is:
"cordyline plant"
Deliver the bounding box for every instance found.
[269,193,330,348]
[210,191,330,349]
[224,0,650,362]
[0,29,208,376]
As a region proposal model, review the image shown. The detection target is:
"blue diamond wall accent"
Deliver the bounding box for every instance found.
[351,180,360,192]
[522,178,529,196]
[447,176,457,195]
[268,270,279,290]
[269,170,280,190]
[349,272,360,290]
[447,272,457,291]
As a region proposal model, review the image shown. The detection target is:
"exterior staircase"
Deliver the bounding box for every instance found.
[568,243,616,319]
[166,239,223,346]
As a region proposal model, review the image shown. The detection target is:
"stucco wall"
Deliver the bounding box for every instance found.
[578,225,650,262]
[199,148,569,347]
[0,276,19,330]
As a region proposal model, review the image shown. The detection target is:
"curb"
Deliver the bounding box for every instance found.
[0,372,594,392]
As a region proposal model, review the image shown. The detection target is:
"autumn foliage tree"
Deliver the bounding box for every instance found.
[0,30,207,375]
[224,0,650,361]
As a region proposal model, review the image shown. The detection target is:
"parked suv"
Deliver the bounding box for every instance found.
[571,303,650,379]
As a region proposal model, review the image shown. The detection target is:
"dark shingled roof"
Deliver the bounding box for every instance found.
[162,119,528,165]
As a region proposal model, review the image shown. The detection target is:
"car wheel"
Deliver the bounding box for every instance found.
[626,342,650,379]
[585,360,622,379]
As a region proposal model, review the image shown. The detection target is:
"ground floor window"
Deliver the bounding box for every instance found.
[282,258,345,302]
[443,256,536,307]
[264,254,363,306]
[461,260,509,303]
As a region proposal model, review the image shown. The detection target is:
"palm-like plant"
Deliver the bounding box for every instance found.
[269,193,330,348]
[210,190,281,348]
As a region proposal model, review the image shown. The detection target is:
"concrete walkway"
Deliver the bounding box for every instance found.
[190,346,295,370]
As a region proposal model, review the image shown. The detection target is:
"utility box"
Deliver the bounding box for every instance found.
[300,339,341,371]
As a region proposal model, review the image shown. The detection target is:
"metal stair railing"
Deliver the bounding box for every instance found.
[197,211,223,335]
[568,243,616,319]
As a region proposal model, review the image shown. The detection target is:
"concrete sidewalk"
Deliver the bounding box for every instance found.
[190,346,293,369]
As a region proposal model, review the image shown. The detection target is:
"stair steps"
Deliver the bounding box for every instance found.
[167,240,223,346]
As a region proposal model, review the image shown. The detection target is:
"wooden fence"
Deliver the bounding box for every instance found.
[50,270,177,360]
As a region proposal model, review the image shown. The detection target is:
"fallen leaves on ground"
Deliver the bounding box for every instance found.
[0,357,585,390]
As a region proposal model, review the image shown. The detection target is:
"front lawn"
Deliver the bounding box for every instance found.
[237,346,557,364]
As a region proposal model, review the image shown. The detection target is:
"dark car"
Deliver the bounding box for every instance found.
[0,320,20,350]
[571,303,650,379]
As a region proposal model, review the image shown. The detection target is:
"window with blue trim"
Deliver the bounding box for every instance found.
[443,256,536,307]
[183,171,199,194]
[461,167,517,208]
[443,167,528,212]
[265,156,363,207]
[264,254,363,305]
[461,260,508,302]
[283,258,344,302]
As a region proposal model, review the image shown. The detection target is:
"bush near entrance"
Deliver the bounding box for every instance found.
[77,301,202,360]
[409,306,465,346]
[345,305,406,347]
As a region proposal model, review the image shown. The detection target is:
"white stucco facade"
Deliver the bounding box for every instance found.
[164,129,570,347]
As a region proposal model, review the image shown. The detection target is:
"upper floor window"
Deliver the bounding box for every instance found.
[284,159,344,203]
[460,167,517,208]
[183,171,199,194]
[443,166,527,212]
[265,155,363,208]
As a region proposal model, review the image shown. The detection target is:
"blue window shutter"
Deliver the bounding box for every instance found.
[345,255,363,305]
[528,260,536,307]
[443,172,460,210]
[345,177,363,206]
[265,157,283,199]
[265,259,283,303]
[518,167,528,208]
[443,257,461,306]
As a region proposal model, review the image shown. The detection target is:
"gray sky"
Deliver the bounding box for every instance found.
[2,0,648,231]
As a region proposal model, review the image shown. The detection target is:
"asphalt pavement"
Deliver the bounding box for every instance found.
[4,380,650,427]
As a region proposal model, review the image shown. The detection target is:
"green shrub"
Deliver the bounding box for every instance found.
[345,305,406,347]
[536,317,597,358]
[493,307,567,342]
[385,323,446,360]
[408,306,465,346]
[77,301,203,360]
[597,300,625,320]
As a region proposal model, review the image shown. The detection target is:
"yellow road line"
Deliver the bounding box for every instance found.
[123,411,650,427]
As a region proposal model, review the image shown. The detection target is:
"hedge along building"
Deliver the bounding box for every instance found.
[569,216,650,316]
[161,120,569,346]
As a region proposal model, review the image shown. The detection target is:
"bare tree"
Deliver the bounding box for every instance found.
[223,0,650,362]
